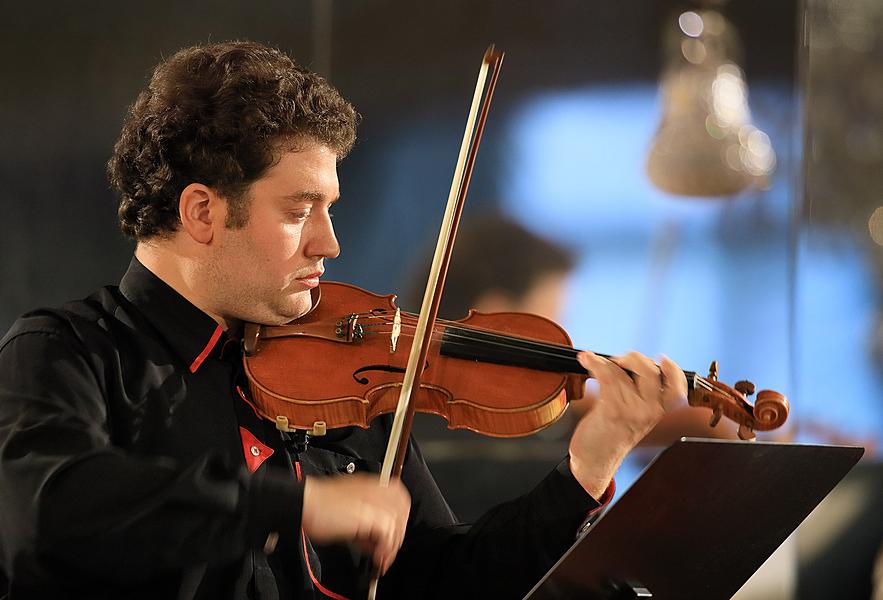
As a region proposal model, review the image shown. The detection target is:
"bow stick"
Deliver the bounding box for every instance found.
[367,45,505,599]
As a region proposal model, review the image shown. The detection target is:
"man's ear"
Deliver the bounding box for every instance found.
[179,183,224,244]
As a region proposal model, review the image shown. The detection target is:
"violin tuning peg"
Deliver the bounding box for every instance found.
[737,424,756,441]
[709,407,722,428]
[734,380,756,396]
[708,361,719,381]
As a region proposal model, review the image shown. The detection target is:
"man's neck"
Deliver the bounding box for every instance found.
[135,242,234,331]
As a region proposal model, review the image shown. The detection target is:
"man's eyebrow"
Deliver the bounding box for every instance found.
[281,191,340,203]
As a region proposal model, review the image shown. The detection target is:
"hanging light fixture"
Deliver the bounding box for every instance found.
[646,7,776,198]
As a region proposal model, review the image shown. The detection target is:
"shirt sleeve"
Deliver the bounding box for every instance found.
[0,327,301,586]
[380,438,604,599]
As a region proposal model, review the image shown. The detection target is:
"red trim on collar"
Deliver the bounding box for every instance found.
[189,324,224,373]
[239,427,273,473]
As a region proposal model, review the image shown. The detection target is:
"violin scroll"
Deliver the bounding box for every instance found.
[754,389,790,430]
[686,361,790,440]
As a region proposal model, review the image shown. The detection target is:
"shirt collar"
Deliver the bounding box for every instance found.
[119,257,227,373]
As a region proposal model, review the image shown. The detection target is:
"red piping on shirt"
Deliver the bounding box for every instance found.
[189,324,224,373]
[236,386,261,419]
[295,461,352,600]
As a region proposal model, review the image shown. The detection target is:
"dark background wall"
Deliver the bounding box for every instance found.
[0,0,796,331]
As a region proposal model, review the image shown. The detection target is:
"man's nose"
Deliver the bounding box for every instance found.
[308,213,340,259]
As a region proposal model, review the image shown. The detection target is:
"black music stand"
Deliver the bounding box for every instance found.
[523,438,864,600]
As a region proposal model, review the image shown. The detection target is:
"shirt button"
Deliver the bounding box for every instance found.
[250,445,261,457]
[345,462,356,474]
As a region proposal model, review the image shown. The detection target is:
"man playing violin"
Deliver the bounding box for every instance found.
[0,41,687,599]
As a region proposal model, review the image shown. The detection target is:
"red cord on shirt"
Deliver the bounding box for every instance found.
[295,461,352,600]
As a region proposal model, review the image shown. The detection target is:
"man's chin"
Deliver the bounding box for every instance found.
[275,296,315,324]
[241,292,314,326]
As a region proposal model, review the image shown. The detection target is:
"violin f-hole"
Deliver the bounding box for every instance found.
[352,361,430,385]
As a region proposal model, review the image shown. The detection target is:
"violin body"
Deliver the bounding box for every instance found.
[243,282,586,437]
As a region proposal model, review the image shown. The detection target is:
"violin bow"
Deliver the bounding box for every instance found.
[367,46,505,600]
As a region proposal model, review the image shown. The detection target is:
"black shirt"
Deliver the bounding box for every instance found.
[0,258,603,599]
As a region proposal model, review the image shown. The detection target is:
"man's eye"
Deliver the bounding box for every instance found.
[288,211,310,221]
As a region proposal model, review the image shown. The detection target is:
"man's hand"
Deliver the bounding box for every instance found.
[302,474,411,575]
[569,351,687,498]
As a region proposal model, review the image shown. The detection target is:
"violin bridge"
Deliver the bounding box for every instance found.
[390,308,401,353]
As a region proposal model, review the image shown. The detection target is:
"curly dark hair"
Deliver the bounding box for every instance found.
[108,41,358,240]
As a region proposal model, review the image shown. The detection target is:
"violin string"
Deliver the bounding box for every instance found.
[362,321,712,390]
[362,322,579,352]
[352,313,709,368]
[348,315,707,388]
[446,328,581,361]
[361,326,583,366]
[414,322,579,359]
[359,331,579,365]
[355,315,584,358]
[349,310,514,331]
[359,321,579,357]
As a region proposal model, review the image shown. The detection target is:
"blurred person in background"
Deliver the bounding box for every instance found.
[405,214,735,520]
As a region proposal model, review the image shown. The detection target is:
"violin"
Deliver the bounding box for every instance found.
[242,282,789,442]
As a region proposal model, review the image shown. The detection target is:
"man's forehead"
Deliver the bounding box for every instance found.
[265,145,340,196]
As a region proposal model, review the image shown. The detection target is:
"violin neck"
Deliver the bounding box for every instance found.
[439,324,587,375]
[439,324,700,388]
